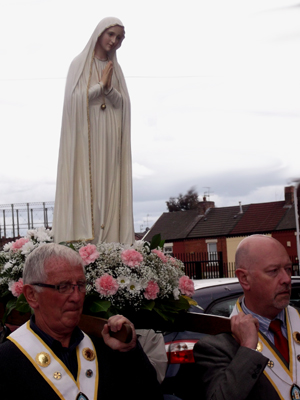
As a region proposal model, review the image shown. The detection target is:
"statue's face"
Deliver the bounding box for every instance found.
[98,25,125,54]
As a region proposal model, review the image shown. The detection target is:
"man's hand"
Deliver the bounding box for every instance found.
[102,314,137,352]
[231,312,259,349]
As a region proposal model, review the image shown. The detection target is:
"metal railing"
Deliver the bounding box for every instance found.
[174,251,299,280]
[0,202,54,239]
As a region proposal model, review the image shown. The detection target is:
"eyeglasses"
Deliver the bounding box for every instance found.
[31,282,87,294]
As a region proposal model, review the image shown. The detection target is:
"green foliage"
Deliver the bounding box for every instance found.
[166,186,200,212]
[15,294,31,313]
[144,233,165,254]
[88,299,111,313]
[59,242,76,251]
[152,296,191,323]
[1,294,31,324]
[141,300,155,311]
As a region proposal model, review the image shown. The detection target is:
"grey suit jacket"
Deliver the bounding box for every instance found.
[193,333,281,400]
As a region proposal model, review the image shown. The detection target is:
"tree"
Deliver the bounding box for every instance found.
[166,187,200,212]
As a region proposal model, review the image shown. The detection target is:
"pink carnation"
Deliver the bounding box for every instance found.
[121,248,143,267]
[79,244,100,266]
[178,275,195,297]
[144,281,160,300]
[9,278,24,297]
[11,238,29,251]
[95,274,119,296]
[152,249,168,263]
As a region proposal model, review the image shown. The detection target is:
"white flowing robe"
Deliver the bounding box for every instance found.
[52,17,134,245]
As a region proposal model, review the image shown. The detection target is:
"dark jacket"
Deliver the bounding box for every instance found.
[0,334,163,400]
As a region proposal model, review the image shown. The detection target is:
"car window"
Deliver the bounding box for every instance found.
[290,284,300,310]
[205,284,300,318]
[205,295,241,317]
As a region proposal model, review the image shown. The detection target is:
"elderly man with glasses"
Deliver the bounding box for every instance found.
[0,243,163,400]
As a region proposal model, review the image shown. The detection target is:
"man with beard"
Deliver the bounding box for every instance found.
[194,235,300,400]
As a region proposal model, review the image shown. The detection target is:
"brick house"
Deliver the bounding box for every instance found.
[144,186,299,276]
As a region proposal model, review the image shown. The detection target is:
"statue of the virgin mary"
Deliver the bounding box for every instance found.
[53,17,134,245]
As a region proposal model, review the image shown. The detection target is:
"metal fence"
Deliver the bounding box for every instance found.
[0,202,54,239]
[174,251,299,279]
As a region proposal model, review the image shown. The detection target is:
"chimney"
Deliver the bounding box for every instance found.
[197,199,215,215]
[285,186,294,206]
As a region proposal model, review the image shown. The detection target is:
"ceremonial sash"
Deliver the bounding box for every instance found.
[8,321,98,400]
[232,302,300,400]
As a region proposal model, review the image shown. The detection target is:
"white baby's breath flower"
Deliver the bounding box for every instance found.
[139,278,151,289]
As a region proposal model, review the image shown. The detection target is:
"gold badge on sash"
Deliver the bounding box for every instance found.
[293,332,300,345]
[82,348,95,361]
[53,372,62,380]
[256,342,263,352]
[36,352,51,367]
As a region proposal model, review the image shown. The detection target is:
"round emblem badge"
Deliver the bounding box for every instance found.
[82,348,95,361]
[35,352,51,367]
[293,332,300,345]
[85,369,93,378]
[53,371,62,380]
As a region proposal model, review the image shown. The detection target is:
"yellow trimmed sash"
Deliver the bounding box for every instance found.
[8,321,98,400]
[232,302,300,400]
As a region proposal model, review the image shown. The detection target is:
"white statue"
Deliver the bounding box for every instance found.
[53,17,134,245]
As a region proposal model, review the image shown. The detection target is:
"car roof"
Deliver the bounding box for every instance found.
[193,276,300,291]
[193,277,238,291]
[191,276,300,314]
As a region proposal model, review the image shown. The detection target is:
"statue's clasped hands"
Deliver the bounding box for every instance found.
[101,61,113,90]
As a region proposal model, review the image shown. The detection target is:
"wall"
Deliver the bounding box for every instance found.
[272,230,298,259]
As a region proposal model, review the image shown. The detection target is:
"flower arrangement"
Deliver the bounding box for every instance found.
[0,227,54,320]
[0,228,195,327]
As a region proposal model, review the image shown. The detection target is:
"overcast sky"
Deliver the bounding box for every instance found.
[1,0,299,233]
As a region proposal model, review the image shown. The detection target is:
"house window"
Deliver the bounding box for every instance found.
[164,243,173,256]
[205,240,219,277]
[206,241,218,261]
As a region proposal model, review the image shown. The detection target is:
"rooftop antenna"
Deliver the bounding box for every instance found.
[203,187,213,201]
[143,214,150,229]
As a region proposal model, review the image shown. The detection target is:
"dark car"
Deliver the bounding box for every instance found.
[162,276,300,399]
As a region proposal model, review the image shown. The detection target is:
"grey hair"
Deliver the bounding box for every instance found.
[23,243,84,287]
